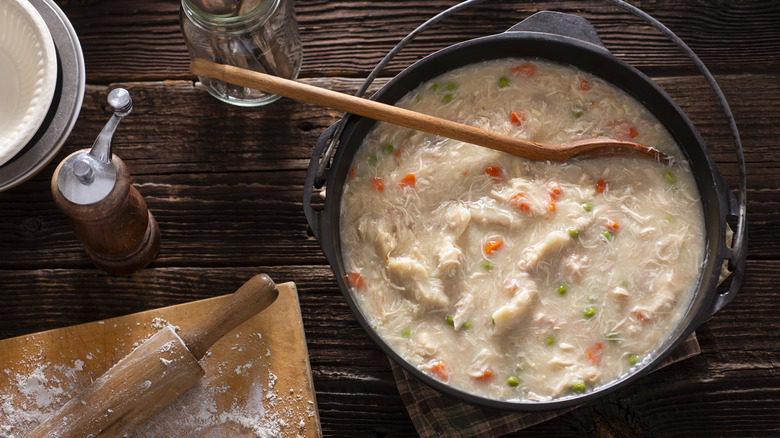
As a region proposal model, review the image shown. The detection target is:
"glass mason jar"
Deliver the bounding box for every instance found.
[180,0,303,107]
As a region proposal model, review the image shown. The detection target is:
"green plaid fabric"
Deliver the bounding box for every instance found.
[392,333,701,438]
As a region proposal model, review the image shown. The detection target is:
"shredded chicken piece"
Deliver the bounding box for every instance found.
[517,230,571,271]
[388,256,449,308]
[440,202,471,237]
[357,216,396,258]
[492,273,539,334]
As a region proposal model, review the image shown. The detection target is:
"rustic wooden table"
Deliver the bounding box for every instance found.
[1,0,778,436]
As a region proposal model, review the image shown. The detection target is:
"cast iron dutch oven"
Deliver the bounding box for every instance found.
[303,11,747,411]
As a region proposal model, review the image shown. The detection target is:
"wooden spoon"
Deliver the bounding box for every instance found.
[190,58,671,163]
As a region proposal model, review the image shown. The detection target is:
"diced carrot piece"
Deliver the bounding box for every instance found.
[579,78,592,91]
[484,166,503,183]
[510,192,531,212]
[372,177,384,192]
[547,195,556,212]
[348,167,356,180]
[609,121,639,140]
[605,219,620,231]
[596,179,606,194]
[586,343,603,366]
[484,238,504,255]
[547,182,563,198]
[399,173,416,189]
[472,367,494,381]
[395,148,402,157]
[631,309,650,322]
[510,111,526,126]
[347,272,365,290]
[512,64,536,78]
[430,361,449,381]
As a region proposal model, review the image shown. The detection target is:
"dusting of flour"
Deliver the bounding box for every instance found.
[0,318,316,438]
[0,354,90,437]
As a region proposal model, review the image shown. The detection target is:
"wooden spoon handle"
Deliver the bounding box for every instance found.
[178,273,278,360]
[190,58,670,163]
[190,58,555,160]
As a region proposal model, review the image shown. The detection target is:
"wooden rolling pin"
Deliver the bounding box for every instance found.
[26,274,279,438]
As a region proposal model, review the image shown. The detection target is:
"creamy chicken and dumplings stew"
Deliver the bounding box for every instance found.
[339,58,705,402]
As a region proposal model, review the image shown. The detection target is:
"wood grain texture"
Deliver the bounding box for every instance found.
[0,263,778,436]
[0,282,321,437]
[56,0,780,82]
[51,154,160,275]
[0,73,776,269]
[1,1,778,436]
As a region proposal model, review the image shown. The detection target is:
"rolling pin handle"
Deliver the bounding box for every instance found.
[179,274,279,360]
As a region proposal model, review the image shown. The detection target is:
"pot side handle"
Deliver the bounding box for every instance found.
[707,190,749,319]
[303,123,338,240]
[506,11,606,48]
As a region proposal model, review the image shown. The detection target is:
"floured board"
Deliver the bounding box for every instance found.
[0,282,321,438]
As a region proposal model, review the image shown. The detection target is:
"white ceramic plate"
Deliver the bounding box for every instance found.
[0,0,57,167]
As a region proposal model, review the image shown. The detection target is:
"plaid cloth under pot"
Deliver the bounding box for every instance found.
[391,333,701,438]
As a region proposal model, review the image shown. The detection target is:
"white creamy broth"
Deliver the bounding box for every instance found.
[339,58,705,402]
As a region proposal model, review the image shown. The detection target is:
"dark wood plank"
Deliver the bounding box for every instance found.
[0,73,776,269]
[0,261,777,436]
[56,0,780,83]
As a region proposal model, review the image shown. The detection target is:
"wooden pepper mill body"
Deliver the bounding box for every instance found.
[52,88,159,275]
[51,153,160,275]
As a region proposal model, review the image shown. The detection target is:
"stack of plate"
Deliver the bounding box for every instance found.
[0,0,84,191]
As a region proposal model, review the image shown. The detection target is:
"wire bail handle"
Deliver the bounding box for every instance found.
[313,0,746,272]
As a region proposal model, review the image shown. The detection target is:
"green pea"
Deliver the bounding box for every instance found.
[581,202,593,212]
[382,143,394,155]
[601,230,613,241]
[498,76,510,88]
[507,376,521,387]
[583,305,597,318]
[445,82,458,91]
[572,108,584,118]
[664,171,677,184]
[401,328,411,338]
[462,320,474,330]
[431,83,441,92]
[567,227,579,238]
[545,336,555,346]
[571,380,587,393]
[368,154,378,165]
[445,315,454,326]
[557,284,568,295]
[628,354,639,366]
[442,93,453,103]
[481,259,494,271]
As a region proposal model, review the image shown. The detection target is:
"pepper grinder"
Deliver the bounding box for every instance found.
[51,88,160,275]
